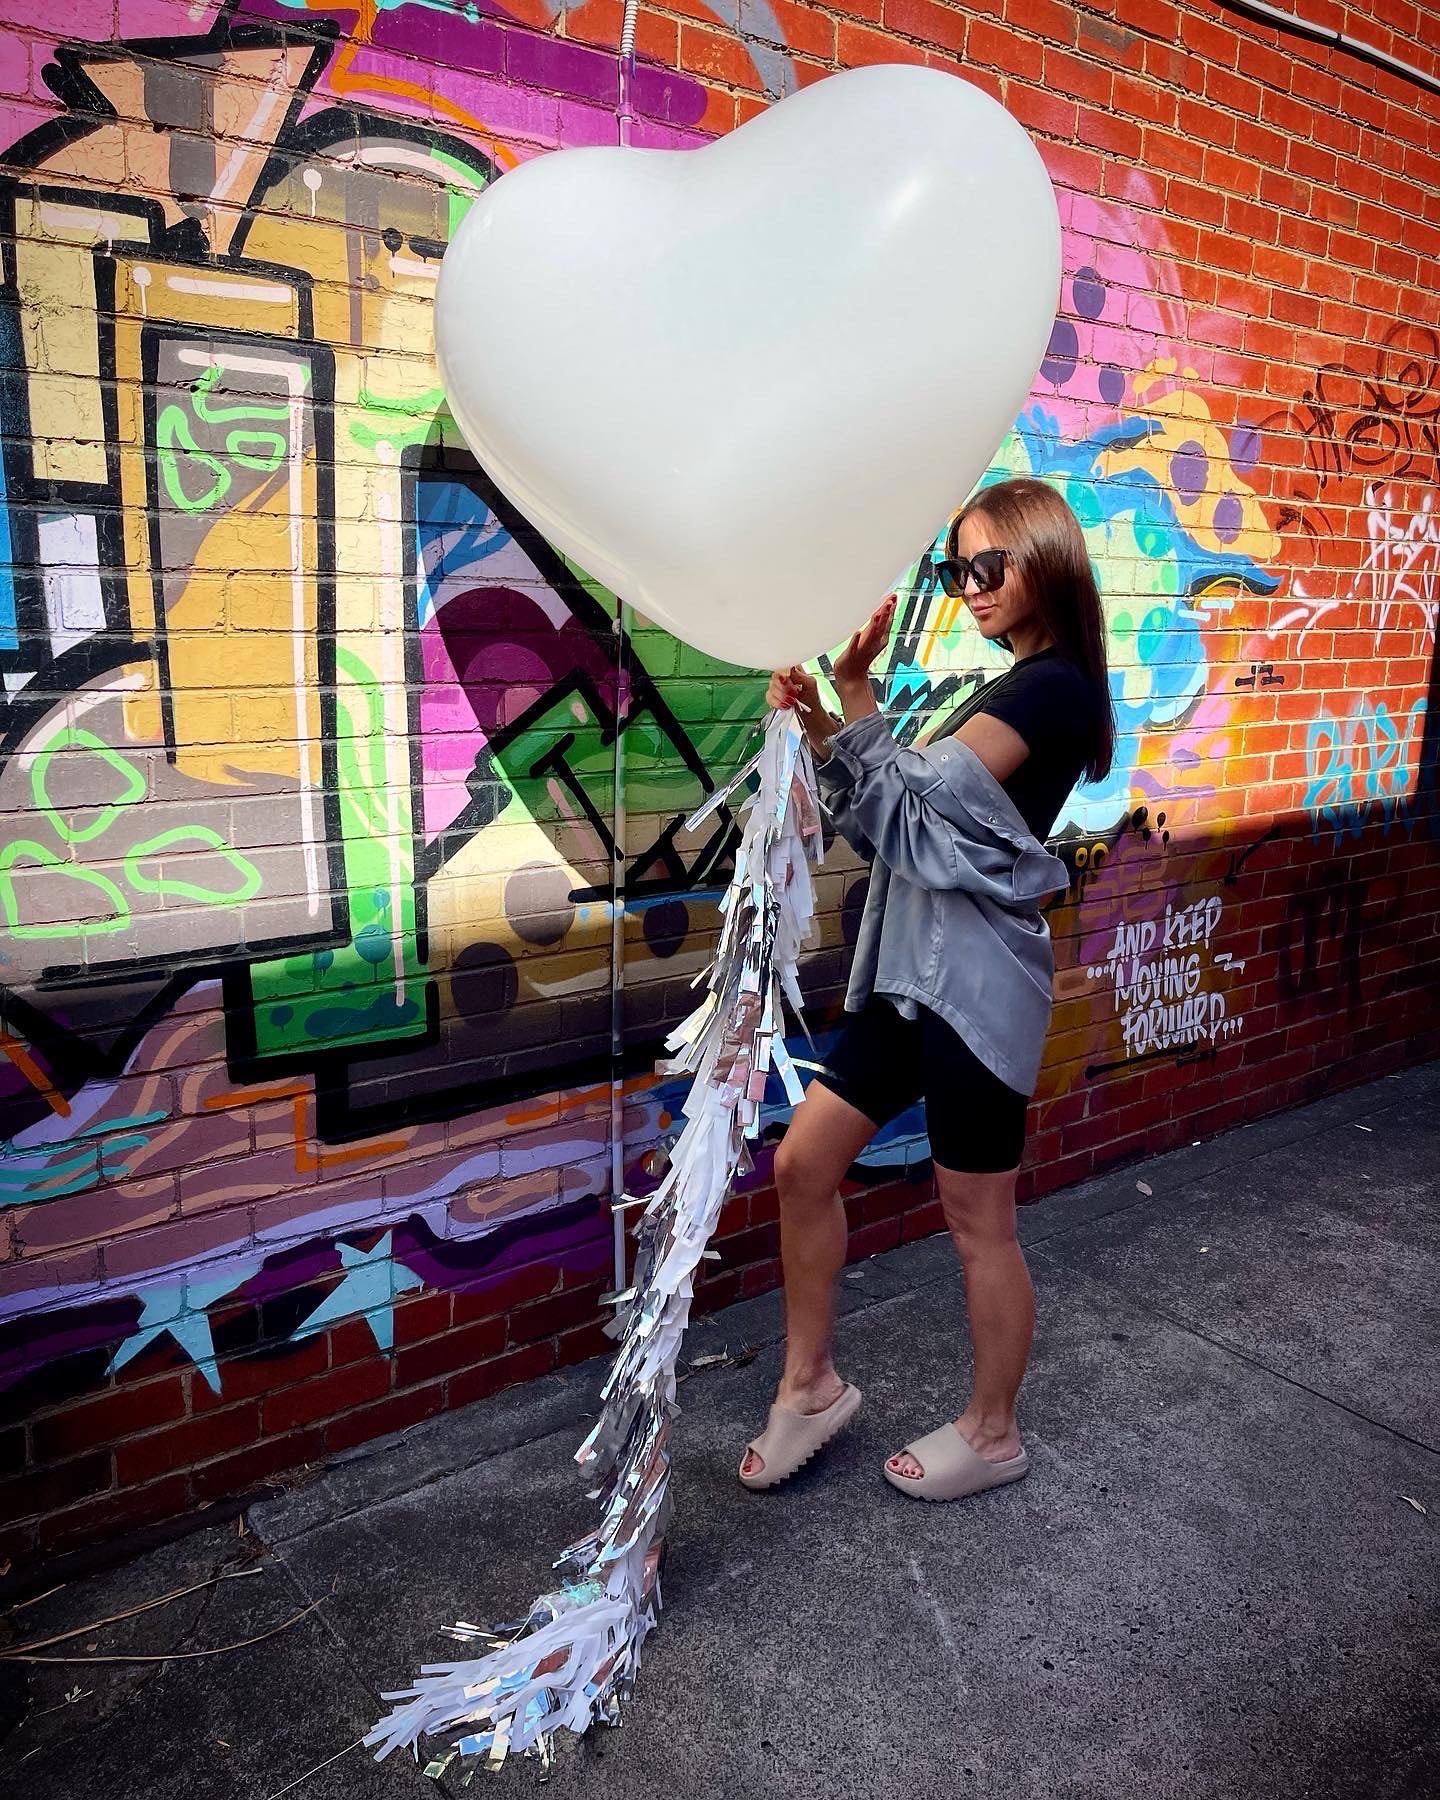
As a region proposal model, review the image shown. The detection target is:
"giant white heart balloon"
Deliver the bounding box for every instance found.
[436,64,1060,669]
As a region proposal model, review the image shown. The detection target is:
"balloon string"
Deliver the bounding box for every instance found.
[610,0,641,1296]
[619,0,640,147]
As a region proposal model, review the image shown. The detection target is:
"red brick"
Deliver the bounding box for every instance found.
[189,1426,326,1505]
[1078,12,1146,70]
[837,19,928,66]
[191,1336,328,1406]
[1180,10,1237,67]
[881,0,967,54]
[36,1475,189,1558]
[1112,70,1177,128]
[1270,288,1322,329]
[0,1452,111,1527]
[1076,102,1142,160]
[1224,196,1278,243]
[965,17,1037,78]
[1039,141,1102,194]
[1205,64,1261,115]
[1142,125,1200,179]
[1237,36,1295,91]
[327,1317,386,1370]
[1003,0,1074,44]
[507,1282,607,1346]
[676,23,764,91]
[849,1218,903,1258]
[1180,94,1236,151]
[30,1372,187,1463]
[450,1259,559,1324]
[1043,45,1113,105]
[391,1289,453,1348]
[694,1267,743,1312]
[769,1,837,61]
[556,1320,615,1364]
[261,1359,392,1434]
[116,1403,259,1486]
[448,1344,558,1409]
[739,1257,782,1299]
[393,1315,507,1390]
[1115,0,1178,39]
[1204,147,1263,199]
[1008,81,1078,139]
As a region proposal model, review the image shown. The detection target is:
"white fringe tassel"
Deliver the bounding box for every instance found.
[366,708,822,1777]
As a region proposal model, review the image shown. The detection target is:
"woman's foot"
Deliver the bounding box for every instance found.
[740,1370,850,1480]
[886,1412,1021,1483]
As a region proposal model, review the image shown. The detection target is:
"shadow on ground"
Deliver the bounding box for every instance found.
[3,1064,1437,1800]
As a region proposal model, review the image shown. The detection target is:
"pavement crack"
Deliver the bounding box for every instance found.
[903,1552,970,1694]
[1029,1243,1440,1460]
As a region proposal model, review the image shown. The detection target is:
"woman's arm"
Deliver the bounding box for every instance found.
[822,708,1042,896]
[948,711,1030,783]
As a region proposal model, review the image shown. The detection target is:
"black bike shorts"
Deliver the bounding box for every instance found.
[813,996,1028,1174]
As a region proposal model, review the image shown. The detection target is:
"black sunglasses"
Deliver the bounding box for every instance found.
[934,546,1010,599]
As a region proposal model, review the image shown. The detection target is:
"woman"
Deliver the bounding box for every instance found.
[739,476,1114,1502]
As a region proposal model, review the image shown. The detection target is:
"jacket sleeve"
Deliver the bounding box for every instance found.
[814,743,878,863]
[818,711,1065,903]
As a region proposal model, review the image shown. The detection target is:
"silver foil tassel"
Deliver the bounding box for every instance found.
[366,708,822,1776]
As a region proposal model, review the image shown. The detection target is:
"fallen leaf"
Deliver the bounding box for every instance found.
[1136,1181,1153,1196]
[1400,1495,1427,1515]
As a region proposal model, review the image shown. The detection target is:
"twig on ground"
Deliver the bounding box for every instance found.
[7,1583,66,1615]
[4,1596,321,1664]
[0,1566,263,1659]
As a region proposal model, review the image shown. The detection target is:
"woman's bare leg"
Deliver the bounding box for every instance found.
[739,1081,878,1478]
[886,1162,1030,1480]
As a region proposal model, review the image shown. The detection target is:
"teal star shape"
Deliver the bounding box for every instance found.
[108,1267,256,1393]
[291,1231,422,1353]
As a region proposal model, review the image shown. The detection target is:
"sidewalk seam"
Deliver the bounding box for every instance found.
[1028,1243,1440,1462]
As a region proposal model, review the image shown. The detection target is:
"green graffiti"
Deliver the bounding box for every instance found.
[124,827,263,904]
[156,365,293,512]
[247,647,428,1056]
[226,431,289,470]
[350,383,449,453]
[188,364,291,429]
[0,841,129,937]
[156,407,230,512]
[31,727,146,844]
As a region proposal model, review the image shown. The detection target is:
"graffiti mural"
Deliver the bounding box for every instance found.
[0,2,770,1414]
[0,0,1436,1552]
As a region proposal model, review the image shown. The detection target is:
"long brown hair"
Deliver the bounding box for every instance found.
[949,476,1115,784]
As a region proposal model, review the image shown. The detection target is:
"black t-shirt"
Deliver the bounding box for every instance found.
[932,648,1104,841]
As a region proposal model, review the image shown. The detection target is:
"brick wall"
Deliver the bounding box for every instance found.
[0,0,1437,1571]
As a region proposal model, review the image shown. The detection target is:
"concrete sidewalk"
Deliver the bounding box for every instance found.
[3,1062,1437,1800]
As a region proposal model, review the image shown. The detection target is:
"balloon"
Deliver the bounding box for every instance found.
[435,64,1060,670]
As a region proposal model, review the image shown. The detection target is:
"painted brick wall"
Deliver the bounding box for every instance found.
[0,0,1437,1571]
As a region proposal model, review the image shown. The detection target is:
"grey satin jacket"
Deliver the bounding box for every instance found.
[816,709,1070,1097]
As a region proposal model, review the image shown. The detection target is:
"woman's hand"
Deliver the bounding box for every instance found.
[767,664,841,751]
[832,595,897,719]
[766,665,821,713]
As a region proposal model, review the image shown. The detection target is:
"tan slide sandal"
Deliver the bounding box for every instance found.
[738,1383,863,1491]
[883,1423,1029,1502]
